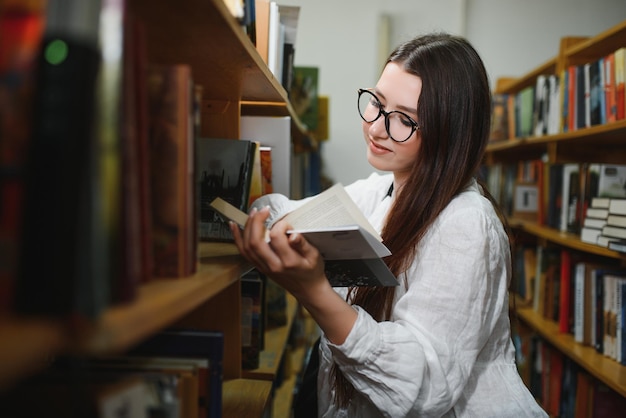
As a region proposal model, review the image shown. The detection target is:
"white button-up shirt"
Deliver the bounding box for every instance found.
[254,172,548,417]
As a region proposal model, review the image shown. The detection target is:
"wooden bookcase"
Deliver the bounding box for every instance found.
[485,19,626,402]
[0,0,313,416]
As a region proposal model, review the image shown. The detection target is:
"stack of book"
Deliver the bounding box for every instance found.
[580,197,610,244]
[600,199,626,252]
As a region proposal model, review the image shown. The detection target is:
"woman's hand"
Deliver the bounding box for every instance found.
[230,206,359,344]
[229,206,328,300]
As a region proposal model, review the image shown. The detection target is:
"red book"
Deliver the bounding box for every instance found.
[605,52,617,123]
[558,249,573,333]
[616,47,625,120]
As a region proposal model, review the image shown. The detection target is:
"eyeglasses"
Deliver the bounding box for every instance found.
[357,88,419,143]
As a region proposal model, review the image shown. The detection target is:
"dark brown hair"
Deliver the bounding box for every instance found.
[332,33,502,408]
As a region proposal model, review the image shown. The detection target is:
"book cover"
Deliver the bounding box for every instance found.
[597,164,626,199]
[16,0,115,318]
[197,137,256,242]
[533,75,548,136]
[259,146,273,195]
[146,64,196,278]
[210,183,399,287]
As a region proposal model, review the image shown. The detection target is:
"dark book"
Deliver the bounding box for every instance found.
[546,163,564,229]
[575,64,586,130]
[16,0,115,318]
[588,59,604,126]
[146,63,197,278]
[129,329,225,418]
[197,137,257,242]
[0,3,46,312]
[241,270,265,370]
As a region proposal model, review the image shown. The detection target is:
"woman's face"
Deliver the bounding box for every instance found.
[362,62,422,186]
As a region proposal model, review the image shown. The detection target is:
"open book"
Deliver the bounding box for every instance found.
[209,184,398,287]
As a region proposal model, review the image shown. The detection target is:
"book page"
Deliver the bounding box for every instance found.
[281,184,381,241]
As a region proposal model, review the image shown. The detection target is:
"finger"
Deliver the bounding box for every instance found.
[243,207,283,270]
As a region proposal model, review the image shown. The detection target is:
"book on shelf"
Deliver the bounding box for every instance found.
[560,163,580,233]
[146,63,197,278]
[608,196,626,214]
[241,270,265,370]
[601,224,626,240]
[607,239,626,253]
[616,47,625,120]
[605,51,618,124]
[209,183,399,287]
[90,355,206,418]
[128,328,225,418]
[240,115,291,197]
[197,137,257,242]
[517,85,535,137]
[248,141,263,208]
[533,75,549,137]
[15,0,120,318]
[0,1,46,312]
[0,367,158,418]
[489,93,509,141]
[290,66,319,131]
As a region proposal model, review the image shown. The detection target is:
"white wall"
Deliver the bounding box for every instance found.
[278,0,626,186]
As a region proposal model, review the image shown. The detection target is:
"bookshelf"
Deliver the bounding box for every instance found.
[0,0,315,416]
[486,19,626,410]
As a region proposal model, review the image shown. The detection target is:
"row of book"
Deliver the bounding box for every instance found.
[489,46,626,141]
[484,162,626,238]
[0,0,307,322]
[513,244,626,365]
[514,325,626,418]
[0,265,290,417]
[0,328,225,418]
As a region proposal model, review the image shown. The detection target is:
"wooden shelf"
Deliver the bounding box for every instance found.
[485,119,626,164]
[243,293,299,381]
[73,243,251,355]
[489,19,626,409]
[223,378,273,418]
[508,218,626,261]
[128,0,315,150]
[129,0,283,103]
[515,307,626,398]
[0,318,67,391]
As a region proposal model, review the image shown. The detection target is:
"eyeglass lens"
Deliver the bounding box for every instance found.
[357,90,415,142]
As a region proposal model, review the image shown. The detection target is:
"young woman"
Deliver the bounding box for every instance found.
[231,33,547,417]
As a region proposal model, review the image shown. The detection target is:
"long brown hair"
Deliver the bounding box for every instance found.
[332,33,498,408]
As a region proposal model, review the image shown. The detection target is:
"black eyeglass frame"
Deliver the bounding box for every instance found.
[357,88,420,143]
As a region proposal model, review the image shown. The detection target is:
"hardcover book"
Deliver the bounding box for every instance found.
[197,137,257,242]
[210,183,398,287]
[146,64,196,278]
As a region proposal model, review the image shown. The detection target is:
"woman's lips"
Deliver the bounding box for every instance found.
[369,140,391,155]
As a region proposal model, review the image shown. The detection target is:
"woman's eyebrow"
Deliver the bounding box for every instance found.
[373,88,418,115]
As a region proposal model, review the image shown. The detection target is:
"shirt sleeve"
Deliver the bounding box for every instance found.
[323,196,511,417]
